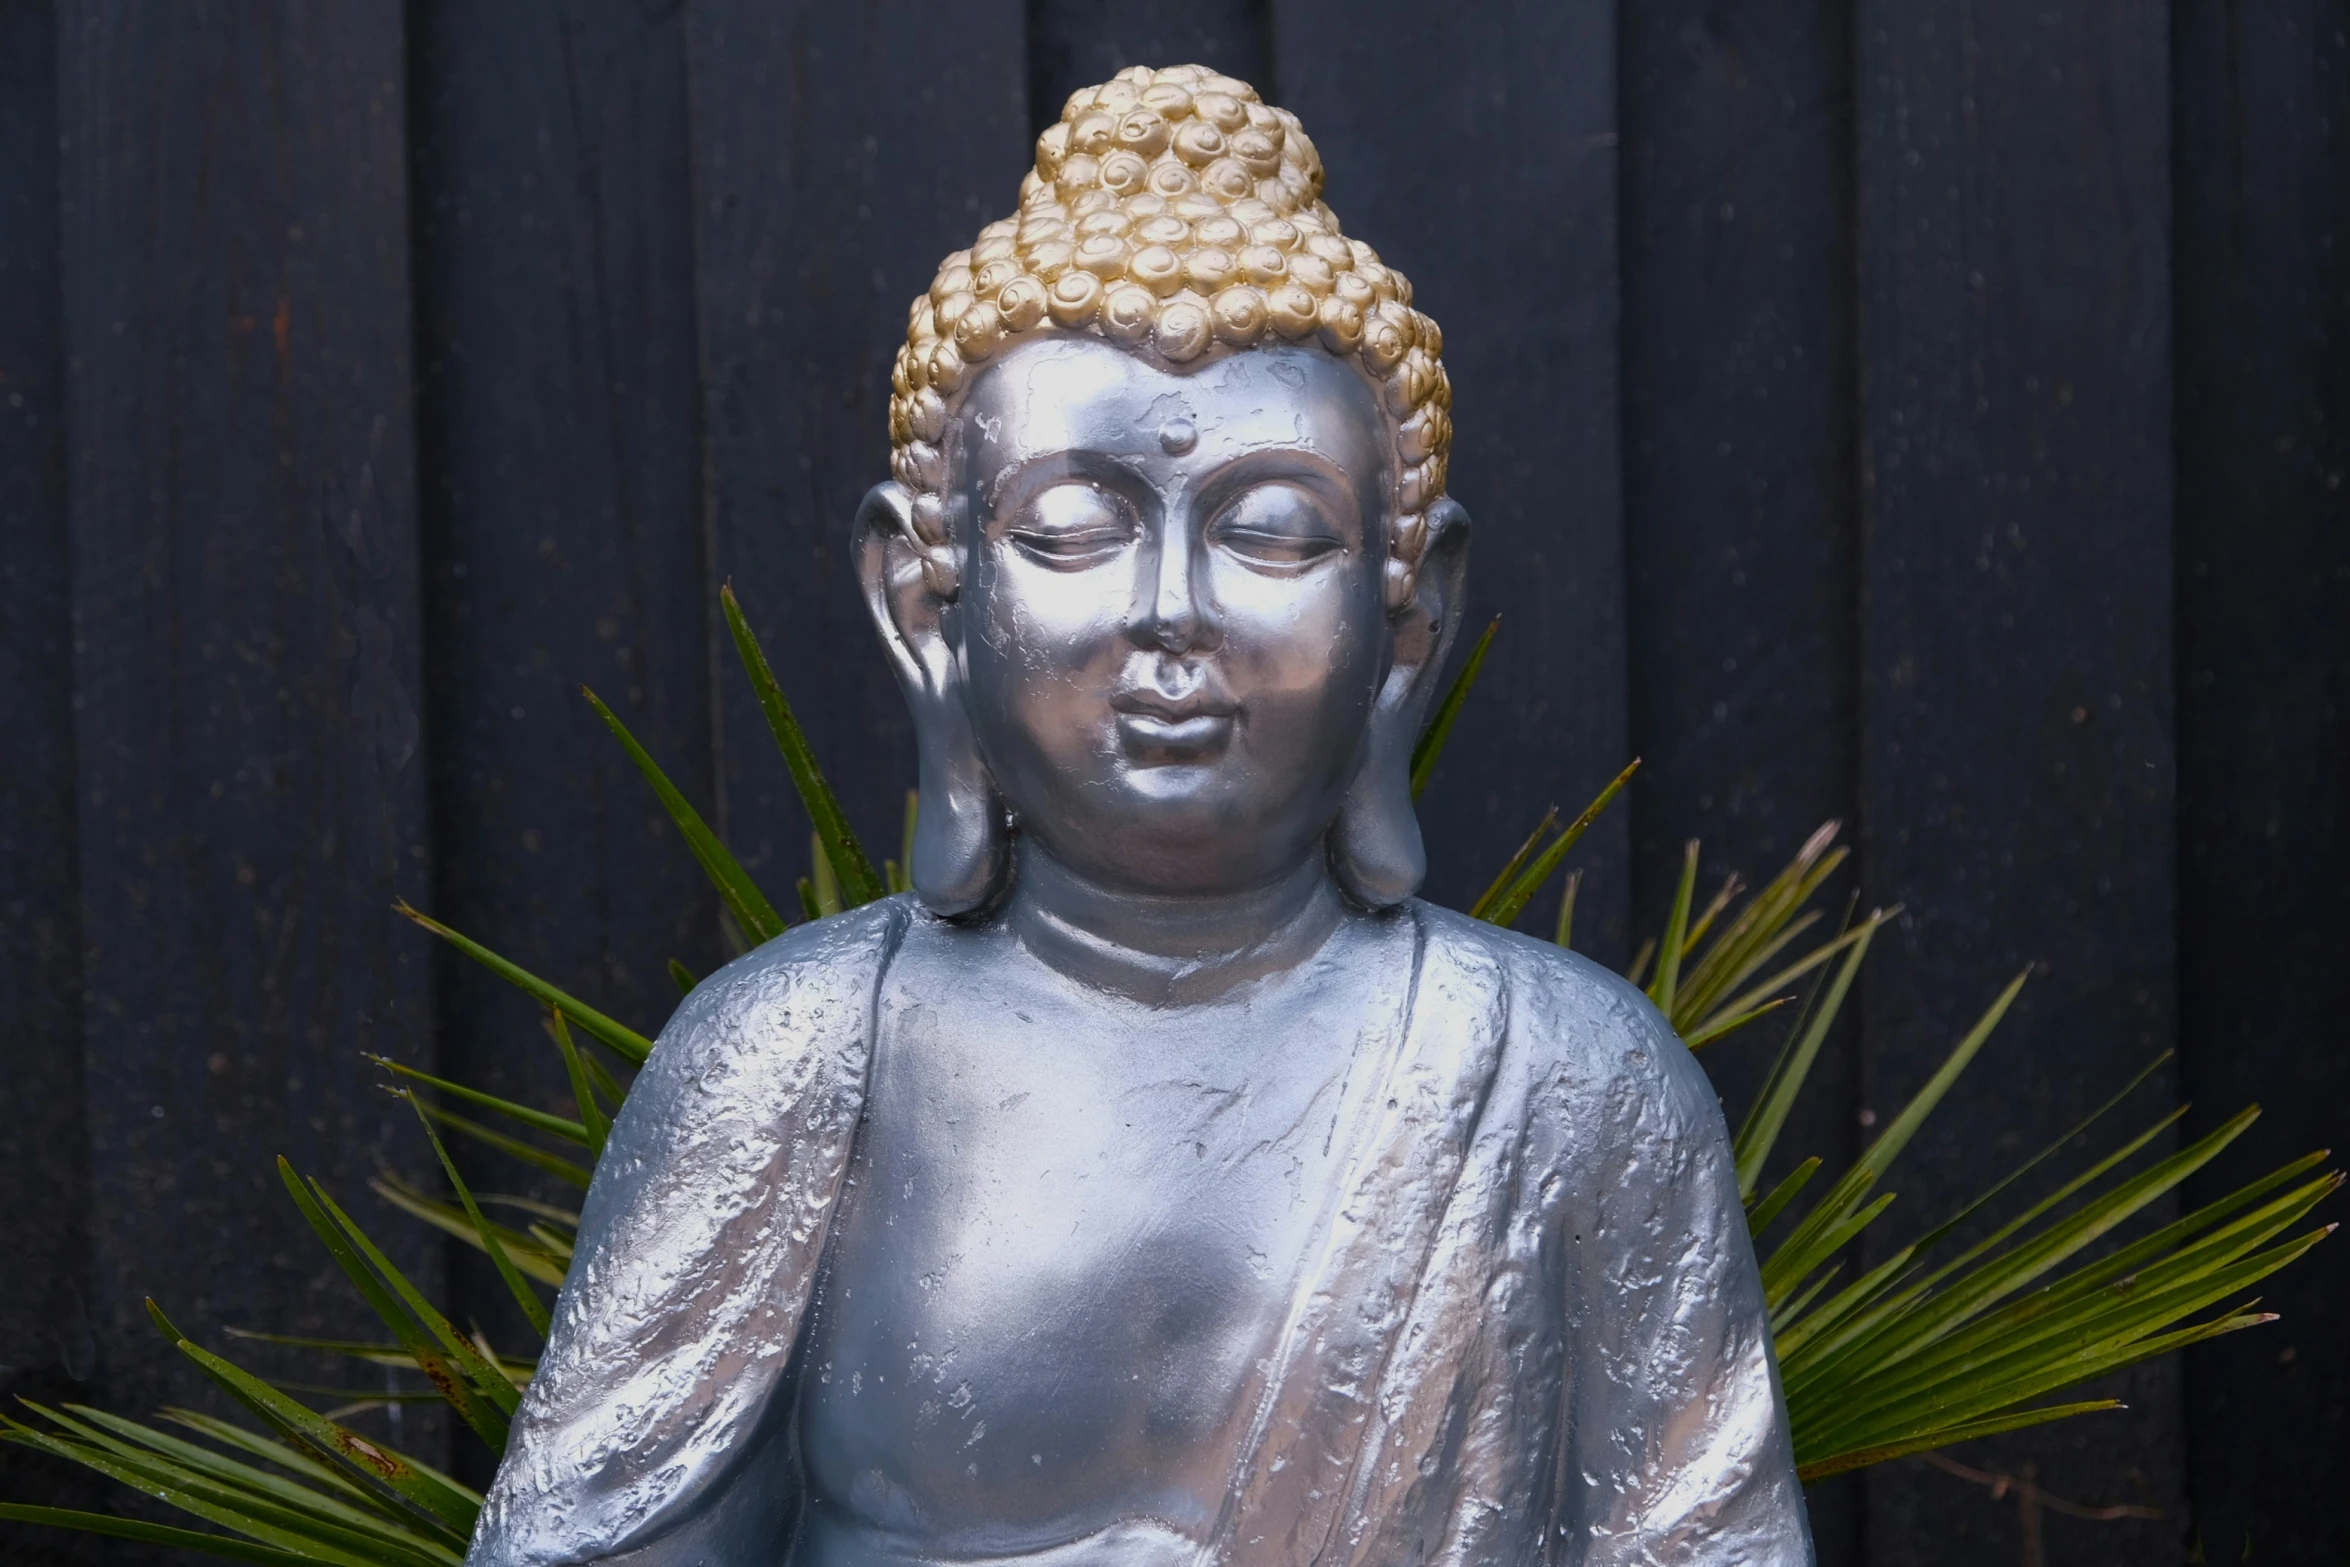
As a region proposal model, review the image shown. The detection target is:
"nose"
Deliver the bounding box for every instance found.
[1132,511,1217,654]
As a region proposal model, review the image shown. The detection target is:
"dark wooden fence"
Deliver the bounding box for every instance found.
[1,1,2342,1562]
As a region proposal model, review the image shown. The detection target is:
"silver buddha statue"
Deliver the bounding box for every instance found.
[467,65,1811,1567]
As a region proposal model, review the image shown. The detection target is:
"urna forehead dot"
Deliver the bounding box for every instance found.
[951,336,1389,491]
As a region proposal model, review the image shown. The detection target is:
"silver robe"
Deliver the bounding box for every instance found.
[466,897,1813,1566]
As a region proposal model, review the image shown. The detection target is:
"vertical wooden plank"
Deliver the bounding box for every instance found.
[0,0,110,1551]
[2173,2,2350,1559]
[55,0,437,1455]
[1854,3,2180,1561]
[686,3,1030,880]
[1618,4,1861,1558]
[0,0,81,1384]
[1028,0,1270,129]
[407,0,714,1396]
[1273,0,1632,957]
[1622,3,1860,910]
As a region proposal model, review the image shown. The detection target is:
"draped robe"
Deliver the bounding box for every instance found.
[465,896,1813,1566]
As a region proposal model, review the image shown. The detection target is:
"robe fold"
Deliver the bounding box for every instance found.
[466,896,1812,1566]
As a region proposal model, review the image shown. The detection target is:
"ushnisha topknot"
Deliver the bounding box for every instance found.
[887,63,1452,611]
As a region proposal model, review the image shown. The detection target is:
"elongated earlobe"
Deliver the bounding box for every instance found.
[854,481,1011,916]
[1329,710,1424,909]
[906,702,1011,918]
[1331,498,1471,910]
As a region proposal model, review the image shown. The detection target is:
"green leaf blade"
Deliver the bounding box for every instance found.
[400,1097,593,1191]
[548,1011,611,1155]
[395,903,651,1066]
[270,1164,516,1441]
[0,1503,325,1565]
[720,585,885,907]
[401,1093,555,1340]
[583,685,785,943]
[1409,614,1499,799]
[1733,916,1882,1197]
[367,1054,588,1146]
[1488,759,1641,930]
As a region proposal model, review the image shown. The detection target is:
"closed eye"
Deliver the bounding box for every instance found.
[1207,483,1344,572]
[1009,481,1136,568]
[1214,528,1342,565]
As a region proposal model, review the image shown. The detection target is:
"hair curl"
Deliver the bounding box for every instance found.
[887,64,1451,609]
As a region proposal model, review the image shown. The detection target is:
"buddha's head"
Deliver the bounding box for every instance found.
[857,64,1470,918]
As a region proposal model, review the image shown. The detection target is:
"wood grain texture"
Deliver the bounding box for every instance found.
[1617,3,1862,1557]
[2173,1,2350,1559]
[53,0,439,1473]
[0,0,84,1384]
[686,0,1030,886]
[1853,1,2183,1559]
[1623,0,1859,911]
[407,0,718,1410]
[0,1,109,1556]
[1271,0,1633,958]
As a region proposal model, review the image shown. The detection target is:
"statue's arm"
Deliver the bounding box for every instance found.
[1557,975,1813,1567]
[464,905,899,1567]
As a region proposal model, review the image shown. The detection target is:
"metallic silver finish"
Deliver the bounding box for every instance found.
[466,336,1813,1566]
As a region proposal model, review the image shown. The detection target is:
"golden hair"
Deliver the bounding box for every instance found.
[888,64,1451,608]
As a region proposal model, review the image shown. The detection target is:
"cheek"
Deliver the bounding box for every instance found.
[968,546,1129,743]
[1208,559,1383,720]
[986,551,1128,655]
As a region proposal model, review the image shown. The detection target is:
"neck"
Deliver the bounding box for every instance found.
[1004,841,1345,1006]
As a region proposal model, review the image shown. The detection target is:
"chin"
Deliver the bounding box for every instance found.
[1116,758,1237,803]
[1053,777,1322,883]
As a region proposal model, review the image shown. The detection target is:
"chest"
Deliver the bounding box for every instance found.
[794,953,1368,1545]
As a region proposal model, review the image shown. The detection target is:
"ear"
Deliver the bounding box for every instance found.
[1330,496,1472,910]
[855,480,1010,917]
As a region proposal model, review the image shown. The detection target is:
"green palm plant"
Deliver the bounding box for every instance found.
[2,587,2332,1561]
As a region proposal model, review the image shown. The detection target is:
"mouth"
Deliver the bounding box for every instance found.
[1110,691,1239,759]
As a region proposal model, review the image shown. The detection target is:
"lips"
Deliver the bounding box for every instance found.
[1110,688,1238,757]
[1118,711,1233,749]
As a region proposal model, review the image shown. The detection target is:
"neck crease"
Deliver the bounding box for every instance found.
[1004,842,1345,1006]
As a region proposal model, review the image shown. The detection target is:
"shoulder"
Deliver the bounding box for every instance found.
[569,896,919,1244]
[1409,900,1717,1131]
[1410,898,1671,1056]
[636,895,915,1086]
